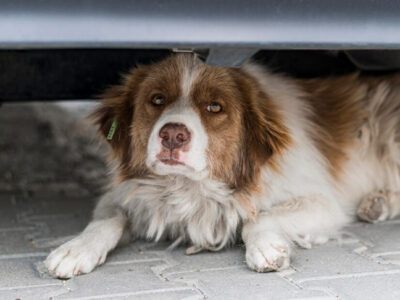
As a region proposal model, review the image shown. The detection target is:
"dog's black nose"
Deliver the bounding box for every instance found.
[159,123,191,150]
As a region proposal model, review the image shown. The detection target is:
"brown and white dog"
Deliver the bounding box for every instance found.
[45,54,400,278]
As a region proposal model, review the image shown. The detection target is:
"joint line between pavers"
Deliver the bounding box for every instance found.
[61,286,197,300]
[0,252,48,260]
[286,297,338,300]
[371,251,400,257]
[278,269,304,290]
[164,264,247,276]
[298,269,400,283]
[107,258,163,265]
[0,283,61,291]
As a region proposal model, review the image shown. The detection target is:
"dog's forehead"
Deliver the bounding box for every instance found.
[151,54,201,84]
[181,62,202,100]
[143,54,237,108]
[173,54,206,104]
[135,55,202,108]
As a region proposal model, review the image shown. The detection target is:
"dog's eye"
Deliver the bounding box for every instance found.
[207,103,222,113]
[151,95,165,106]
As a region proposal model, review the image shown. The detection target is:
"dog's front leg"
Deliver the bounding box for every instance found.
[45,191,128,278]
[242,194,348,272]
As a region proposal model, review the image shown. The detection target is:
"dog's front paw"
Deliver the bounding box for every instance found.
[245,233,291,272]
[44,235,107,279]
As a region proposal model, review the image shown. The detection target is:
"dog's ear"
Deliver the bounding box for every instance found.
[230,69,292,190]
[90,67,148,162]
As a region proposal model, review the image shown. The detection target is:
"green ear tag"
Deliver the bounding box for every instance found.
[107,119,118,140]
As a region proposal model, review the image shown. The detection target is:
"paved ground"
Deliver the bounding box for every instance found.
[1,102,400,300]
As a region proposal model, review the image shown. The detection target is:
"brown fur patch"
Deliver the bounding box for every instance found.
[190,64,292,195]
[234,189,261,221]
[90,55,186,182]
[89,66,150,181]
[298,74,368,180]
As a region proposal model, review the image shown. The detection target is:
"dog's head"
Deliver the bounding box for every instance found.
[91,54,290,190]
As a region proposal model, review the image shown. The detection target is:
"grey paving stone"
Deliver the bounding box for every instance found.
[0,194,19,227]
[160,246,246,276]
[347,221,400,254]
[167,267,332,300]
[0,257,61,289]
[58,288,203,300]
[0,228,41,255]
[56,260,202,299]
[0,198,92,255]
[301,273,400,300]
[0,284,68,300]
[106,243,165,264]
[128,290,204,300]
[288,240,399,282]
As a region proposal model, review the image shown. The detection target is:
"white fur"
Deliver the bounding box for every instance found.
[146,105,209,180]
[123,176,245,247]
[146,56,208,180]
[45,57,400,277]
[45,213,126,278]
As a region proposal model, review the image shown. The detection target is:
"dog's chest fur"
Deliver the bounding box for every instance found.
[118,176,245,248]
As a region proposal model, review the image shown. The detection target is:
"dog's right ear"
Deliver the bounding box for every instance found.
[89,67,148,162]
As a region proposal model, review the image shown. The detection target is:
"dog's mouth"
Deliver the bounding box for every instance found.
[159,157,186,166]
[150,147,207,179]
[152,156,196,173]
[149,156,208,180]
[156,149,187,167]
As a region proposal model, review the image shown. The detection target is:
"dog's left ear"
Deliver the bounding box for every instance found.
[230,69,291,190]
[89,67,148,162]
